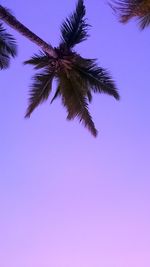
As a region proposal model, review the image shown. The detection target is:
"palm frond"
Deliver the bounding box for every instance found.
[73,56,120,100]
[0,23,17,69]
[25,68,54,117]
[24,51,54,69]
[58,72,98,137]
[60,0,89,49]
[109,0,150,29]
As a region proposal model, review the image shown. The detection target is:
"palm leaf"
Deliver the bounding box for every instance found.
[73,56,120,100]
[58,72,98,137]
[25,68,54,117]
[60,0,89,49]
[24,51,54,69]
[0,23,17,69]
[109,0,141,22]
[109,0,150,29]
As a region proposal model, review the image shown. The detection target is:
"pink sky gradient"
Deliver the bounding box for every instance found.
[0,0,150,267]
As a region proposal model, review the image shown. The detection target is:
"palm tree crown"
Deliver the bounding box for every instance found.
[110,0,150,29]
[24,0,119,137]
[0,23,17,69]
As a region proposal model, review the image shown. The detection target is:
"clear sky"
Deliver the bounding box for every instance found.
[0,1,150,267]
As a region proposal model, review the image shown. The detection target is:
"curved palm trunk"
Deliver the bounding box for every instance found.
[0,5,57,58]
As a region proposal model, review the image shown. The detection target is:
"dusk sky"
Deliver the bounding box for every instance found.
[0,0,150,267]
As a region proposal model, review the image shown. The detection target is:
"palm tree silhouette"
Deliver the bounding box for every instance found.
[0,23,17,69]
[110,0,150,29]
[0,0,119,136]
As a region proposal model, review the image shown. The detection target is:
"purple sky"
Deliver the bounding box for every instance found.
[0,1,150,267]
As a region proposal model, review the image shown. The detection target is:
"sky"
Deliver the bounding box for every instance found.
[0,0,150,267]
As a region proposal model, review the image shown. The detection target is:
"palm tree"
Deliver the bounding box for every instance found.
[0,0,119,136]
[109,0,150,29]
[24,0,119,137]
[0,23,17,69]
[0,5,56,57]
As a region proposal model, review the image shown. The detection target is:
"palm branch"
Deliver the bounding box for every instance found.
[60,0,89,48]
[25,68,54,117]
[58,71,98,136]
[73,55,120,100]
[0,23,17,69]
[109,0,150,29]
[24,0,119,137]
